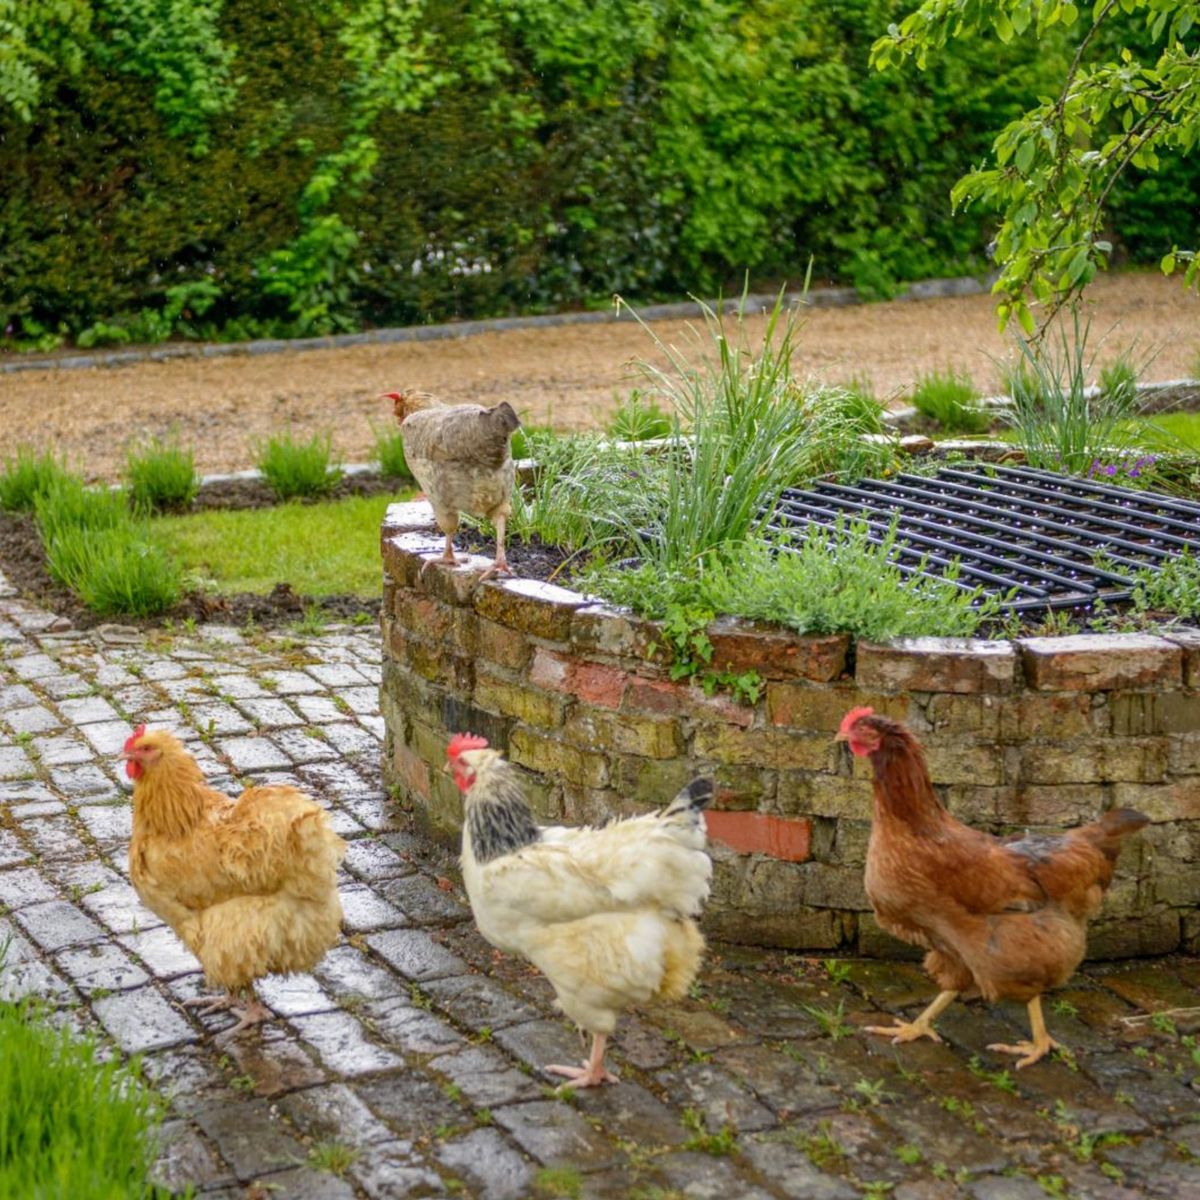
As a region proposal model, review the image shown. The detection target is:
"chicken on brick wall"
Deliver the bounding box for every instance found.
[384,389,520,578]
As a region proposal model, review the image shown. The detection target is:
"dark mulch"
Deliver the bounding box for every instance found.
[0,509,378,631]
[192,470,403,511]
[456,528,580,585]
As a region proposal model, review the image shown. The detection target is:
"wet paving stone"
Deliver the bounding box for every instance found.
[368,996,468,1056]
[314,943,410,1005]
[291,1009,408,1076]
[217,735,293,772]
[3,703,62,734]
[14,898,104,951]
[341,836,416,882]
[367,927,470,981]
[339,883,409,932]
[654,1060,779,1133]
[435,1127,534,1200]
[277,1081,397,1147]
[120,924,201,978]
[56,941,150,993]
[50,762,119,796]
[493,1099,623,1171]
[256,971,340,1017]
[428,1043,542,1107]
[93,984,198,1052]
[237,697,304,729]
[421,972,540,1032]
[380,873,471,926]
[741,1136,859,1200]
[151,1120,234,1194]
[221,1028,327,1098]
[191,1096,311,1183]
[346,1141,446,1199]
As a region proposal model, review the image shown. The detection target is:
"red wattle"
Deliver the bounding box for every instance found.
[125,759,143,781]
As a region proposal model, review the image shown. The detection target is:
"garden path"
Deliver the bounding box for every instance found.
[1,569,1198,1199]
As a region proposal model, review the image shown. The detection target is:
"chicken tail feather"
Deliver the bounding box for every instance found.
[654,919,705,1003]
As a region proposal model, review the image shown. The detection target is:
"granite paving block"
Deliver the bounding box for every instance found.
[366,928,469,981]
[217,736,293,772]
[291,1010,407,1076]
[13,898,104,951]
[435,1128,534,1200]
[93,984,198,1052]
[3,704,61,734]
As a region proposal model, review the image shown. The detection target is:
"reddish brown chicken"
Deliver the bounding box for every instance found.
[383,389,520,578]
[837,706,1147,1067]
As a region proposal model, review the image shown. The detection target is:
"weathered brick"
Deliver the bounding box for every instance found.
[380,499,437,536]
[476,616,533,671]
[528,648,628,709]
[612,756,697,807]
[922,741,1006,786]
[473,578,584,640]
[706,810,812,862]
[996,692,1093,740]
[509,728,608,788]
[765,685,910,731]
[393,592,452,642]
[1110,691,1200,736]
[925,693,1002,738]
[797,862,868,908]
[706,618,849,682]
[1021,738,1169,784]
[1021,633,1183,692]
[693,726,837,772]
[1165,629,1200,688]
[392,744,431,801]
[1087,910,1180,959]
[570,603,657,660]
[856,638,1016,694]
[474,671,567,729]
[381,532,445,587]
[624,676,754,729]
[420,556,492,607]
[440,694,512,751]
[1111,779,1200,823]
[562,708,682,759]
[776,771,873,819]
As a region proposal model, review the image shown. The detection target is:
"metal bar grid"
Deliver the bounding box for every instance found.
[765,465,1200,612]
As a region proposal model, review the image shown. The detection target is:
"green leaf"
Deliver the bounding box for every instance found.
[1014,139,1035,174]
[1162,251,1177,275]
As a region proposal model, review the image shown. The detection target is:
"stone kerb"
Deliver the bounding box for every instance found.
[380,501,1199,957]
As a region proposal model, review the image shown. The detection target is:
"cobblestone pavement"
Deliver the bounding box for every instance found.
[1,582,1198,1200]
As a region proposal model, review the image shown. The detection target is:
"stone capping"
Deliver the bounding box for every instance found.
[380,500,1200,958]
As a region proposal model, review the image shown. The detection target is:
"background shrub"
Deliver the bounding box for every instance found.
[255,430,342,501]
[125,434,199,514]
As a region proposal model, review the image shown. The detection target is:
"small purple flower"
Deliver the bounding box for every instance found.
[1128,468,1141,478]
[1104,465,1118,476]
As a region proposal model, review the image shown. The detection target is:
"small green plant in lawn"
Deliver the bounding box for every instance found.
[48,526,182,617]
[0,997,173,1198]
[910,367,990,434]
[372,422,412,480]
[124,433,199,514]
[255,429,342,500]
[308,1140,360,1176]
[0,446,68,511]
[606,392,673,441]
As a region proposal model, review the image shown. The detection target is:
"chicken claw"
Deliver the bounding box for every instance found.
[182,992,238,1017]
[478,560,513,582]
[864,1020,943,1045]
[985,1038,1059,1069]
[214,999,273,1043]
[546,1033,618,1088]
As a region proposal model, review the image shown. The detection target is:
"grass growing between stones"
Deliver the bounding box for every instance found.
[153,493,409,596]
[0,998,174,1198]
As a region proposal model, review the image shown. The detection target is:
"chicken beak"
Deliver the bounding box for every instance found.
[833,731,848,743]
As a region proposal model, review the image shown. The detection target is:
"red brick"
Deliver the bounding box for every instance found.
[529,648,629,710]
[705,811,812,862]
[392,744,431,800]
[624,676,753,729]
[1020,634,1183,692]
[706,619,849,682]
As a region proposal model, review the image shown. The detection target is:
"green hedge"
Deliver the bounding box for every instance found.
[1,0,1196,348]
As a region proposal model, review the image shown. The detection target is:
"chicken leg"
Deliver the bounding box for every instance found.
[864,989,958,1045]
[479,513,512,581]
[546,1033,619,1088]
[183,989,272,1041]
[987,994,1060,1068]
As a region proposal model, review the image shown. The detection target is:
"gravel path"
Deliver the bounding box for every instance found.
[2,271,1196,484]
[2,566,1199,1199]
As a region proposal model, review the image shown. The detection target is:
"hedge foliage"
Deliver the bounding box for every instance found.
[1,0,1196,348]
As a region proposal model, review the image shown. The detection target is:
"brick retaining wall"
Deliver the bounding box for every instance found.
[380,502,1200,959]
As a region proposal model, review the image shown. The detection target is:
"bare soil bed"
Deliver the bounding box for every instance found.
[2,271,1197,483]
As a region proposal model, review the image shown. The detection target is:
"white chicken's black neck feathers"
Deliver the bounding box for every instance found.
[467,767,540,863]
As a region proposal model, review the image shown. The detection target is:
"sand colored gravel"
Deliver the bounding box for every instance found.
[1,270,1196,482]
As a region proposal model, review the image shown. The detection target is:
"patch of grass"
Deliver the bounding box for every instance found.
[0,446,68,511]
[307,1140,359,1176]
[532,1166,583,1198]
[50,526,182,617]
[371,423,412,480]
[802,1000,853,1041]
[910,367,989,434]
[1129,547,1200,621]
[606,392,673,441]
[152,493,407,597]
[124,433,199,514]
[836,376,887,434]
[255,429,342,500]
[33,474,129,549]
[681,1107,736,1156]
[0,997,173,1198]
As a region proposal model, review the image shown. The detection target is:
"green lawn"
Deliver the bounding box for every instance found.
[1138,411,1200,451]
[152,493,412,597]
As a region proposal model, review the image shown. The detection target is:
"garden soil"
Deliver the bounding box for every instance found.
[3,270,1197,483]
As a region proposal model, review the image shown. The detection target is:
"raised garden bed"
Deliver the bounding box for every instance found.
[380,498,1200,960]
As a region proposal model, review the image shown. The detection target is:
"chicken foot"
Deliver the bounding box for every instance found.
[865,989,958,1045]
[546,1033,619,1088]
[182,992,239,1017]
[987,995,1061,1068]
[183,990,272,1041]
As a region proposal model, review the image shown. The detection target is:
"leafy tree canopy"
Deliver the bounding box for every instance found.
[873,0,1200,332]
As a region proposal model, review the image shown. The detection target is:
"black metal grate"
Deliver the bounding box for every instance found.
[765,465,1200,612]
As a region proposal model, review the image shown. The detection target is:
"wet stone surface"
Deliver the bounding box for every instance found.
[1,579,1199,1199]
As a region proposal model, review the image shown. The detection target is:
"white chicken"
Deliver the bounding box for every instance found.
[448,733,713,1087]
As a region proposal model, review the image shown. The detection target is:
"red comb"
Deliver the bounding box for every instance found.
[838,707,875,736]
[447,732,489,760]
[123,724,147,752]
